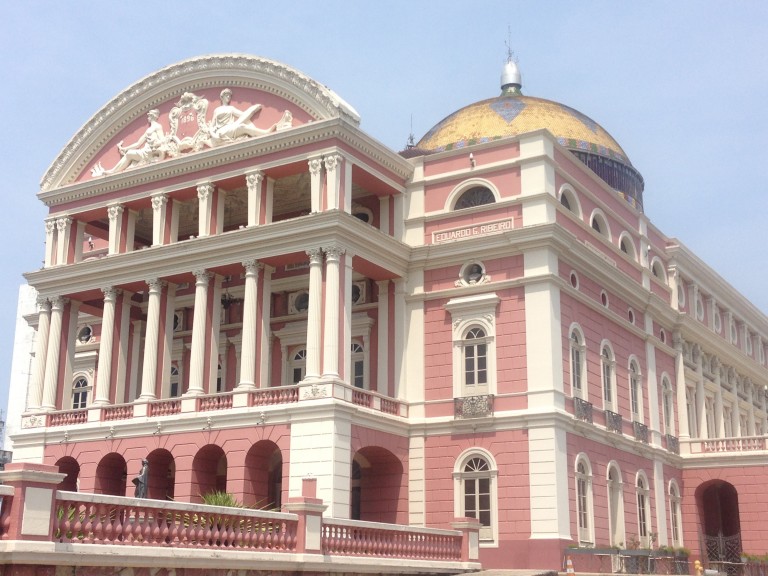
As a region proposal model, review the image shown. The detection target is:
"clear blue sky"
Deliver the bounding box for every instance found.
[1,1,766,419]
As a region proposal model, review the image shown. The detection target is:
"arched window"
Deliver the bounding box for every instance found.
[590,210,611,240]
[290,348,307,384]
[629,360,642,422]
[72,376,90,409]
[216,362,223,393]
[661,377,674,435]
[570,328,586,399]
[575,456,594,545]
[619,233,637,261]
[464,327,488,392]
[636,473,652,546]
[351,342,365,389]
[558,185,581,217]
[601,345,616,411]
[651,257,667,283]
[607,464,625,547]
[454,451,498,542]
[669,481,683,547]
[454,186,495,210]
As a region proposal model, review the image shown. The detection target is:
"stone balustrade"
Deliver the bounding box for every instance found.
[0,465,479,573]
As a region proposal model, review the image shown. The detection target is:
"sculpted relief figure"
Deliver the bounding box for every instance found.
[91,89,294,178]
[92,110,168,177]
[208,88,292,146]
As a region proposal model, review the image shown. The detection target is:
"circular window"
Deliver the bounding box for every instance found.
[77,326,92,344]
[660,329,666,344]
[730,321,738,344]
[628,308,635,325]
[294,292,309,312]
[354,211,370,223]
[464,263,485,284]
[173,313,181,332]
[600,290,609,307]
[570,271,579,289]
[352,284,362,304]
[714,310,722,334]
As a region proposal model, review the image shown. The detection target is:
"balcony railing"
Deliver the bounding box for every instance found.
[0,467,480,573]
[605,410,623,434]
[454,394,494,419]
[633,421,649,443]
[574,397,593,424]
[665,434,680,454]
[680,435,768,454]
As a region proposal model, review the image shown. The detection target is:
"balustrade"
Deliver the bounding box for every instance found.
[633,421,649,443]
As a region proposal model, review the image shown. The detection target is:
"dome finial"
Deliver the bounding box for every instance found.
[501,30,522,95]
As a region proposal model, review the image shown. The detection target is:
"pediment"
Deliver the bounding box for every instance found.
[41,54,360,192]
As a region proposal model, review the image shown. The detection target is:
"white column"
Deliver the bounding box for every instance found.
[305,248,323,380]
[246,171,264,227]
[128,319,143,401]
[308,157,323,213]
[197,183,214,237]
[41,296,66,411]
[673,333,690,447]
[139,279,164,400]
[322,246,344,379]
[259,266,274,386]
[324,154,343,211]
[187,269,211,395]
[73,220,86,263]
[695,348,706,438]
[44,219,56,267]
[238,259,261,389]
[94,287,118,405]
[747,381,756,435]
[714,360,725,437]
[107,205,124,255]
[55,217,72,265]
[28,298,52,411]
[151,193,168,246]
[342,251,353,383]
[376,280,389,395]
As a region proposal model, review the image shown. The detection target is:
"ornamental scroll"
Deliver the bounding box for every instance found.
[91,89,293,177]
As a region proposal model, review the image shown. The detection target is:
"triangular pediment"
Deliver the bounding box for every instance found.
[41,54,360,192]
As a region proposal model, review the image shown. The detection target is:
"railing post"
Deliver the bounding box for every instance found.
[282,478,327,554]
[451,517,482,562]
[0,463,65,541]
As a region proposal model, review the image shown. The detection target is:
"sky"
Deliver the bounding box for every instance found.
[0,1,766,423]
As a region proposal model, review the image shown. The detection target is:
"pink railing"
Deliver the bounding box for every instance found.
[322,519,462,560]
[148,399,181,417]
[380,398,400,415]
[352,389,373,408]
[249,386,299,406]
[54,493,297,550]
[199,393,233,411]
[103,405,134,421]
[49,410,88,427]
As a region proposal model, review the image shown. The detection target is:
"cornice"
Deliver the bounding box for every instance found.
[25,212,411,296]
[42,54,362,192]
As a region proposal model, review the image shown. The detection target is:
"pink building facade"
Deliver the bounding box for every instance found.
[5,54,768,572]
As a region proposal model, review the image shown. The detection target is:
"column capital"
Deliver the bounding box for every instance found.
[101,287,121,301]
[306,248,323,264]
[150,193,168,211]
[107,204,124,221]
[49,296,68,310]
[323,154,343,172]
[242,259,263,275]
[197,182,214,200]
[323,245,346,261]
[44,219,56,234]
[36,296,52,312]
[145,278,166,293]
[308,157,323,176]
[193,269,212,284]
[55,216,72,232]
[245,171,264,190]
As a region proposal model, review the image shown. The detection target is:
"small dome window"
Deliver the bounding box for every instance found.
[454,186,495,210]
[558,185,581,218]
[589,210,611,240]
[77,326,92,344]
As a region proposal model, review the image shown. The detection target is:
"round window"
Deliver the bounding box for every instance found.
[77,326,92,344]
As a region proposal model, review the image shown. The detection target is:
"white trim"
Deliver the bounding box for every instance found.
[446,178,500,212]
[453,448,499,545]
[558,183,582,219]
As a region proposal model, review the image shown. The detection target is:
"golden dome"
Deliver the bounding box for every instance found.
[416,94,632,166]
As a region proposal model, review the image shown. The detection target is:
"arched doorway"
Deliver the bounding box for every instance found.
[351,447,405,524]
[696,481,742,568]
[146,449,175,500]
[191,445,227,502]
[55,457,80,491]
[244,441,282,509]
[94,453,127,496]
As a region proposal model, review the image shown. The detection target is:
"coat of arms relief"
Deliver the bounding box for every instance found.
[91,88,293,177]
